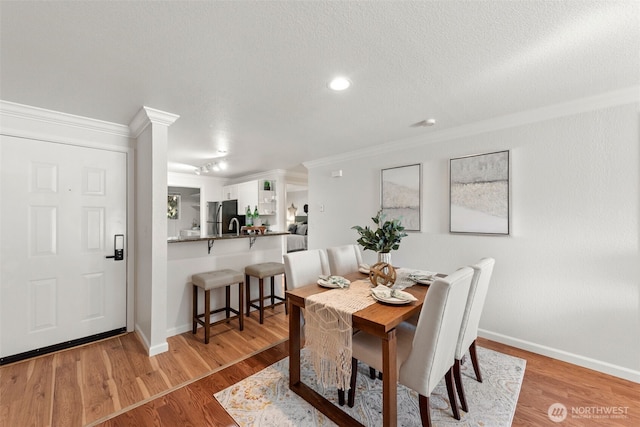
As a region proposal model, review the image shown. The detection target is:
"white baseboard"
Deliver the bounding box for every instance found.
[134,325,169,357]
[479,329,640,383]
[148,341,169,357]
[167,323,193,338]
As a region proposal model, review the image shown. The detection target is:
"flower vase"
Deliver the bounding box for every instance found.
[377,252,392,266]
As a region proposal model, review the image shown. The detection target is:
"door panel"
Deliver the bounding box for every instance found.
[1,135,127,359]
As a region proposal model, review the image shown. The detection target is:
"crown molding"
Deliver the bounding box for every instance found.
[226,169,288,185]
[304,86,640,169]
[128,106,180,138]
[0,100,132,137]
[283,170,309,183]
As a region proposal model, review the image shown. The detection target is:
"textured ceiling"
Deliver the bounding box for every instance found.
[1,1,638,178]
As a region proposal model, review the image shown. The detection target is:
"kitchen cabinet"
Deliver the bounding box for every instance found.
[233,179,277,216]
[222,184,238,201]
[237,181,258,215]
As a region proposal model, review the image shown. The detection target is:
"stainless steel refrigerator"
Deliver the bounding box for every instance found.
[206,200,239,236]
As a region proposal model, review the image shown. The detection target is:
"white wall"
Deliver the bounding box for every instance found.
[306,94,640,382]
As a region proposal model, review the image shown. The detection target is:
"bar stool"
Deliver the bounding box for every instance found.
[245,262,287,324]
[192,269,244,344]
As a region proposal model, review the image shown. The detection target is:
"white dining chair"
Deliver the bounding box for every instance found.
[283,248,330,289]
[347,267,474,427]
[326,244,364,276]
[453,257,495,413]
[283,248,330,344]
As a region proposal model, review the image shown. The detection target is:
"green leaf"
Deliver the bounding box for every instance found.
[352,210,407,253]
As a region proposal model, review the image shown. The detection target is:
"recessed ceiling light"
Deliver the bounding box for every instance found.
[329,77,351,91]
[411,118,437,127]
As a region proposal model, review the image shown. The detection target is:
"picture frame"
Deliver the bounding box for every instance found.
[449,150,509,235]
[381,163,421,231]
[167,195,180,220]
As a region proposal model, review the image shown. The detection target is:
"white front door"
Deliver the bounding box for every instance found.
[0,135,127,361]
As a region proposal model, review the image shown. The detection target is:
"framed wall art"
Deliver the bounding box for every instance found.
[381,163,421,231]
[450,150,509,235]
[167,195,180,220]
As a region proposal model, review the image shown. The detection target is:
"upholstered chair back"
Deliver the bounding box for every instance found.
[399,266,474,396]
[283,249,330,289]
[455,258,495,360]
[327,244,364,276]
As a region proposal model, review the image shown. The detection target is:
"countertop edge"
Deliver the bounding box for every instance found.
[168,231,290,243]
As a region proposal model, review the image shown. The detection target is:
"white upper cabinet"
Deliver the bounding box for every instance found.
[222,184,238,201]
[237,181,258,215]
[231,179,277,216]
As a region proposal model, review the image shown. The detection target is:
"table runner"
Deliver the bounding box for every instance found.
[394,268,419,289]
[304,279,375,390]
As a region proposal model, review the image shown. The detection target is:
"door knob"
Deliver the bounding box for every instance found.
[105,234,124,261]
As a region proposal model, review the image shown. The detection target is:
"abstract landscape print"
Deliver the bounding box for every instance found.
[381,163,421,231]
[450,151,509,235]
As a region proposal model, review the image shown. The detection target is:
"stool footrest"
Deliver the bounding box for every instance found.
[249,297,286,312]
[248,295,286,304]
[194,308,242,329]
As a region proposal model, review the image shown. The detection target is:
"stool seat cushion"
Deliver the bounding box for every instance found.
[193,269,243,290]
[245,262,285,278]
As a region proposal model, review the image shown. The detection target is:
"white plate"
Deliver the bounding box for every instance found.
[371,288,417,305]
[317,276,351,288]
[358,267,370,274]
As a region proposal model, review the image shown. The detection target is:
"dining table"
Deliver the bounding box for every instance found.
[286,270,434,427]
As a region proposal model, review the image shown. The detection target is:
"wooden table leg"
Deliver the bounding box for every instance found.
[382,328,397,427]
[289,301,301,387]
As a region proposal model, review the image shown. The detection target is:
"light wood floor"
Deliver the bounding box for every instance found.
[1,305,638,426]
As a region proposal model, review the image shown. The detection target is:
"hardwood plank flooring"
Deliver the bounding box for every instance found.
[0,306,288,427]
[2,303,638,426]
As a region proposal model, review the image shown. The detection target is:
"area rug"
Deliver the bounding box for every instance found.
[214,346,526,426]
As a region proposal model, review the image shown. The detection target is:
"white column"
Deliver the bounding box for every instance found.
[130,106,179,356]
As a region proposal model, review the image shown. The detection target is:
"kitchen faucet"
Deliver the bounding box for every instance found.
[229,217,240,236]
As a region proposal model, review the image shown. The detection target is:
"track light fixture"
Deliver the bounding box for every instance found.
[194,160,228,175]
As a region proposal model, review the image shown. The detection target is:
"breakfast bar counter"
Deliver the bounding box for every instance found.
[169,231,289,252]
[166,231,288,339]
[168,231,289,243]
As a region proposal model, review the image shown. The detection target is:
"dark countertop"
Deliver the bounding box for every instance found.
[167,231,289,243]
